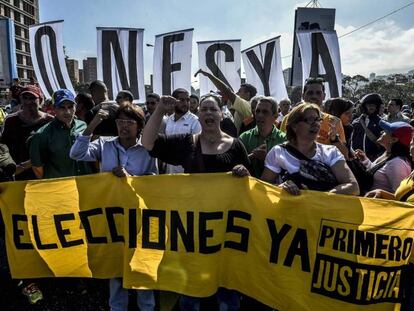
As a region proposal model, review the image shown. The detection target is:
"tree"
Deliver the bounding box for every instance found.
[358,81,414,106]
[342,75,368,101]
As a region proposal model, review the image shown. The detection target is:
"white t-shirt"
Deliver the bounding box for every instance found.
[165,111,201,136]
[264,143,345,174]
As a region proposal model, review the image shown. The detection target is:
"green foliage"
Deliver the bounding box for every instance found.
[342,75,369,101]
[361,81,414,105]
[342,76,414,105]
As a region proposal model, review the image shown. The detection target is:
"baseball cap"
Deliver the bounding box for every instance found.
[20,85,42,99]
[379,120,413,147]
[52,89,76,107]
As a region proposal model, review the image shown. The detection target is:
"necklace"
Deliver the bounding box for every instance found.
[202,135,220,144]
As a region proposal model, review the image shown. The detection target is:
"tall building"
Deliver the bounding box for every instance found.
[82,57,97,84]
[0,0,39,83]
[65,58,79,84]
[283,68,292,86]
[78,68,84,84]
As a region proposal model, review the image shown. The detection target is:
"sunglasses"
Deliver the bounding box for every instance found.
[300,117,323,125]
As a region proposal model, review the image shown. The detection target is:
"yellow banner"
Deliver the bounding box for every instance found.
[1,172,414,310]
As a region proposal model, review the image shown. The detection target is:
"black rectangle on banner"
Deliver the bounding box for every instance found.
[311,253,405,305]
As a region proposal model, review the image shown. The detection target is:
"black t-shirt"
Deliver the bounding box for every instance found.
[220,118,237,138]
[85,101,119,136]
[1,113,53,180]
[149,134,250,173]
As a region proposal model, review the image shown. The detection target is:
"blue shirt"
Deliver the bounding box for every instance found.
[70,135,157,176]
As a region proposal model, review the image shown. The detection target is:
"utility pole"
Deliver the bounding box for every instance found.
[305,0,322,8]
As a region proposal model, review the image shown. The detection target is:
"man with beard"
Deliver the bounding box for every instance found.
[164,88,201,173]
[350,93,385,161]
[280,78,346,147]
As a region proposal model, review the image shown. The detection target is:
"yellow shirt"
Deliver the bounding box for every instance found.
[395,177,414,263]
[280,112,346,145]
[395,177,414,203]
[229,96,252,134]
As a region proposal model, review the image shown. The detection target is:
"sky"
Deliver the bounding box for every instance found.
[38,0,414,84]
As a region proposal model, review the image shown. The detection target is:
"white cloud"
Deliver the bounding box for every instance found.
[337,20,414,76]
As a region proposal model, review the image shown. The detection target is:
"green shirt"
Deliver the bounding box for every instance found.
[29,118,93,179]
[239,125,286,178]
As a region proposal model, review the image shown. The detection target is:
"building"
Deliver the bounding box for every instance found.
[78,68,84,84]
[82,57,97,84]
[65,58,79,84]
[0,0,39,83]
[283,68,292,86]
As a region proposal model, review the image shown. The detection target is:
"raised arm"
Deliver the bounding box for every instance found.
[141,96,176,151]
[82,109,108,136]
[195,69,236,103]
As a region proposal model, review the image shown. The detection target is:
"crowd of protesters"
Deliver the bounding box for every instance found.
[1,72,414,311]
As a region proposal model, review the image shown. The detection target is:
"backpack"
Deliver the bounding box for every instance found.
[280,144,338,192]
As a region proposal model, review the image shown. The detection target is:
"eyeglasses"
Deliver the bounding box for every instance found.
[300,117,323,125]
[115,119,137,126]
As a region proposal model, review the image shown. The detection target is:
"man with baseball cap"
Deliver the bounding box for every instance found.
[1,85,53,180]
[29,89,93,179]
